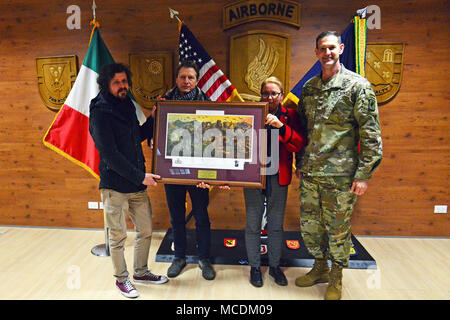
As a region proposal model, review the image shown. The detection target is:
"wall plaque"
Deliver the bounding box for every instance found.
[230,30,290,101]
[365,43,405,104]
[36,55,78,111]
[129,52,173,109]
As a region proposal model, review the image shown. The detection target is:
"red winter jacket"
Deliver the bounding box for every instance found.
[275,104,306,185]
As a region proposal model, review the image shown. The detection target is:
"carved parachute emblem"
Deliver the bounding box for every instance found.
[244,37,279,97]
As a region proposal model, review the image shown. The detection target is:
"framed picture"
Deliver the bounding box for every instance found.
[152,100,268,188]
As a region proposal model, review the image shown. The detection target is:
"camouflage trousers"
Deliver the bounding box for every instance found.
[300,175,357,267]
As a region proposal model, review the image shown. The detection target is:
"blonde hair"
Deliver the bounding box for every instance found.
[260,76,284,94]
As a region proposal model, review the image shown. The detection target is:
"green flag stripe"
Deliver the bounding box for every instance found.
[82,28,115,73]
[355,21,360,74]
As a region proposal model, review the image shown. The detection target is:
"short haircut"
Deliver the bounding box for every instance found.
[260,76,284,94]
[315,31,341,48]
[176,60,199,79]
[97,63,132,93]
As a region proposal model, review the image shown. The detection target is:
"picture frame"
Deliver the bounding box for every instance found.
[152,100,268,188]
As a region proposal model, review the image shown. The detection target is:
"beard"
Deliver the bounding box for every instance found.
[115,88,128,100]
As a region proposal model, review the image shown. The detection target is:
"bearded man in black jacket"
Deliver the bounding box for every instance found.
[89,63,167,298]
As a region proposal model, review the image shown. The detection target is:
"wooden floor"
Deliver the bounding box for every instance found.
[0,226,448,300]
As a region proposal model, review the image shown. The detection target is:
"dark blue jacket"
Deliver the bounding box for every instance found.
[89,91,153,193]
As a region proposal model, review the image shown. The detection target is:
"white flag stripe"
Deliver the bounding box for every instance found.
[210,80,232,101]
[200,68,224,93]
[131,99,146,125]
[65,65,100,117]
[198,59,216,79]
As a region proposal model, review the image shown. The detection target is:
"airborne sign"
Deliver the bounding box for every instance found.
[223,0,301,30]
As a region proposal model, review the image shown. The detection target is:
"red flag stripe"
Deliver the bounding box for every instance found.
[205,74,229,97]
[218,85,235,101]
[44,105,99,175]
[198,63,220,88]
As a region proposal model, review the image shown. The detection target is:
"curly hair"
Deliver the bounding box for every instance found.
[97,63,132,93]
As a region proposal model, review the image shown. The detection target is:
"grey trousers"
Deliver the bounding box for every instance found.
[101,189,153,283]
[244,174,288,267]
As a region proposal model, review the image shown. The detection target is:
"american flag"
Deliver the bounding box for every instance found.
[178,22,241,102]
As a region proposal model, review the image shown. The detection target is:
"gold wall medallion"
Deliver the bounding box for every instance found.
[365,43,405,104]
[230,31,290,101]
[223,0,301,30]
[129,52,173,109]
[36,56,78,111]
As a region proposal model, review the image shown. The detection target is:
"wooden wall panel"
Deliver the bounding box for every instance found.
[0,0,448,236]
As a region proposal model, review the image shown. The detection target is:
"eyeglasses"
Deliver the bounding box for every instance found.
[261,92,282,99]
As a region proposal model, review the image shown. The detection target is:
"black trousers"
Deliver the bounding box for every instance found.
[244,174,288,267]
[164,184,211,260]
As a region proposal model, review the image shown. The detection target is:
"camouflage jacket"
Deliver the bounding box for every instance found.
[295,65,382,180]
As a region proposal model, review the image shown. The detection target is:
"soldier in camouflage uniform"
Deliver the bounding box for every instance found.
[294,31,383,300]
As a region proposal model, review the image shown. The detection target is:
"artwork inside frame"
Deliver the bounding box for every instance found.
[152,101,268,188]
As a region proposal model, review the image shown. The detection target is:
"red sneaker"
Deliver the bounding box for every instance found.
[133,271,168,284]
[116,279,139,298]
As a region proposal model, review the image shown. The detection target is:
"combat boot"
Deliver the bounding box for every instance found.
[324,263,343,300]
[295,258,329,287]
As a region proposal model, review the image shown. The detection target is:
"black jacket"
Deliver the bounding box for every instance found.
[89,91,153,193]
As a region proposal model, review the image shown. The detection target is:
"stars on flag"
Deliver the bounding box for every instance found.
[179,32,204,66]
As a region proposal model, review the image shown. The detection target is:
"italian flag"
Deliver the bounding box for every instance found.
[43,24,145,179]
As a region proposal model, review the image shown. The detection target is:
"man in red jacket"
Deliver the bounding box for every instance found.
[244,76,306,287]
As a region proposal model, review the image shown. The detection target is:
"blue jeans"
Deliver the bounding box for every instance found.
[164,184,210,260]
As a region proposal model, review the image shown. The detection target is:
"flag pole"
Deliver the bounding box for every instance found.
[89,0,110,258]
[89,0,100,43]
[92,0,97,21]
